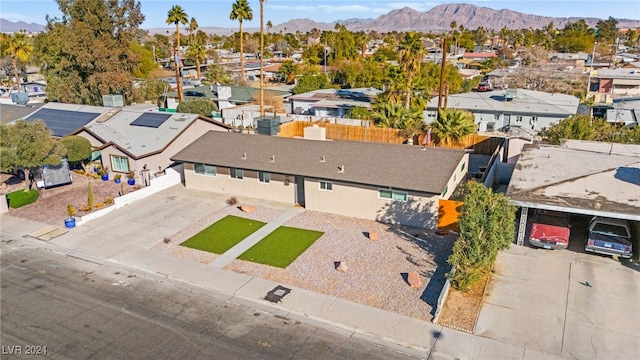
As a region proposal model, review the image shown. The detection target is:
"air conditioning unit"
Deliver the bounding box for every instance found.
[486,122,495,131]
[102,94,123,108]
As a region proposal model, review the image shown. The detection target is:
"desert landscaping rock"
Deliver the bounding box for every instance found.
[407,271,422,288]
[336,261,348,272]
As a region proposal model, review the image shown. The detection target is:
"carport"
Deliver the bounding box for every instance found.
[506,141,640,252]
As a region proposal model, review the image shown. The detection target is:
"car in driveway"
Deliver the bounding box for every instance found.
[586,217,633,258]
[528,209,571,250]
[476,82,492,92]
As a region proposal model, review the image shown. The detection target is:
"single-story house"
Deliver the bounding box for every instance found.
[171,131,469,228]
[506,140,640,246]
[285,88,382,117]
[20,101,232,181]
[167,85,290,112]
[424,89,579,133]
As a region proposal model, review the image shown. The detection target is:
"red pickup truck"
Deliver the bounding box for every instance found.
[528,210,571,250]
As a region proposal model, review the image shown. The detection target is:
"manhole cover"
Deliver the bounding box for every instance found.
[264,285,291,303]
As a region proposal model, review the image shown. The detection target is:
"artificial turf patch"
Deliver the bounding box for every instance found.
[237,226,324,268]
[180,215,266,254]
[6,189,39,208]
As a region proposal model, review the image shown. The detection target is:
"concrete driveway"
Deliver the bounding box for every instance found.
[475,245,640,359]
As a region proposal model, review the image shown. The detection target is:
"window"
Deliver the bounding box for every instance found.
[460,162,465,171]
[442,185,448,197]
[111,155,129,172]
[230,168,243,180]
[319,181,332,191]
[494,114,500,121]
[378,189,407,202]
[516,116,523,123]
[194,163,216,176]
[258,171,270,183]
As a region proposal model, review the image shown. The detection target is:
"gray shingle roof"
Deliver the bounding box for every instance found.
[171,131,466,194]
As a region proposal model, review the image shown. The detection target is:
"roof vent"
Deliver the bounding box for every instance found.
[338,165,345,173]
[270,155,275,162]
[96,107,121,123]
[320,155,325,162]
[241,153,247,160]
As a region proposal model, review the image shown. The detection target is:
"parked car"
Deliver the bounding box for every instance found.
[476,82,492,92]
[529,209,570,250]
[586,217,633,258]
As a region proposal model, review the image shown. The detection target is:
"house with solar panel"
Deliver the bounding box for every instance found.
[20,101,231,182]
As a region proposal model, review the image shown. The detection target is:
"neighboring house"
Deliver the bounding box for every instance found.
[506,141,640,246]
[167,85,290,111]
[20,102,232,180]
[462,52,498,61]
[0,103,44,125]
[21,81,47,100]
[424,89,579,134]
[171,131,469,228]
[285,88,382,117]
[588,68,640,102]
[597,97,640,126]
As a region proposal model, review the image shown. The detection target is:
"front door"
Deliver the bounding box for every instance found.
[294,176,305,207]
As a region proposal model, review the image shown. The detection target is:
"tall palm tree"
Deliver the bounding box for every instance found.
[166,5,189,102]
[4,33,32,92]
[398,32,424,110]
[188,17,199,43]
[186,43,206,78]
[431,109,476,146]
[230,0,253,84]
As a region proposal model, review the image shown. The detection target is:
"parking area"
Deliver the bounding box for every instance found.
[475,243,640,359]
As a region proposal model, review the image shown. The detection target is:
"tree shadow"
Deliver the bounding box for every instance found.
[376,198,456,319]
[615,167,640,186]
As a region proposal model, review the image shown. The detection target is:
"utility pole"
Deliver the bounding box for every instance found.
[437,36,447,110]
[259,0,265,117]
[586,42,597,120]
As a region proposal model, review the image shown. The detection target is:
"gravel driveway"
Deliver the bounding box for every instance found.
[156,204,456,322]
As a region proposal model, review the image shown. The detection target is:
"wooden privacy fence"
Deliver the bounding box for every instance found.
[438,199,464,231]
[417,133,502,154]
[278,121,405,144]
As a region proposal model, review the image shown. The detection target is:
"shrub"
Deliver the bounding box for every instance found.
[95,202,104,209]
[6,189,39,208]
[447,182,516,291]
[80,204,92,212]
[226,197,238,206]
[66,203,77,219]
[104,196,114,205]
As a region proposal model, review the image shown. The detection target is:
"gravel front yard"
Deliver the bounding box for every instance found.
[157,206,456,322]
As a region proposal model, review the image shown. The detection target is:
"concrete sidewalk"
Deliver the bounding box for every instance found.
[0,187,564,360]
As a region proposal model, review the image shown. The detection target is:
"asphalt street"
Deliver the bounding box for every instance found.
[0,240,419,360]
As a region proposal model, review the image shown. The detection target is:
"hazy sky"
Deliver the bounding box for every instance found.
[1,0,638,29]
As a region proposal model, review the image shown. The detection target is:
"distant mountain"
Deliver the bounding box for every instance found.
[0,19,45,33]
[6,3,640,36]
[347,4,640,32]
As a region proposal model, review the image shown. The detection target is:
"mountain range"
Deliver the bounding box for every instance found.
[2,3,639,35]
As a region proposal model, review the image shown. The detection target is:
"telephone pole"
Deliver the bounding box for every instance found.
[437,36,447,111]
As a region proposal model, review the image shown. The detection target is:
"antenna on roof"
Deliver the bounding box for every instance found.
[241,153,247,160]
[270,155,275,162]
[338,165,345,173]
[320,155,326,162]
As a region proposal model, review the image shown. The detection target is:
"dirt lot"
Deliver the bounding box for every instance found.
[437,272,490,332]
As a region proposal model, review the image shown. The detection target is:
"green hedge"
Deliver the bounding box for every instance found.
[6,189,40,208]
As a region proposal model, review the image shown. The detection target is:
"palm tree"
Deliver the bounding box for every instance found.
[431,109,476,146]
[186,43,206,78]
[188,17,199,43]
[166,5,189,102]
[266,20,272,33]
[398,32,424,110]
[4,33,32,92]
[230,0,253,84]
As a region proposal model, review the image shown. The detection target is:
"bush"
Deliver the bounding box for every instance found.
[6,189,39,208]
[226,196,238,206]
[447,182,516,291]
[176,98,218,117]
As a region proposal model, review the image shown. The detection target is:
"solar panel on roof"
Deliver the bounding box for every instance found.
[25,108,101,137]
[130,112,172,128]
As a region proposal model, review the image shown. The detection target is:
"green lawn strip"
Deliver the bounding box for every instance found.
[180,215,266,254]
[237,226,324,268]
[6,189,39,208]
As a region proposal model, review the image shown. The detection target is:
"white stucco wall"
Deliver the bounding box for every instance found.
[183,163,296,203]
[303,178,440,228]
